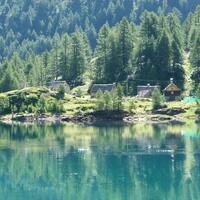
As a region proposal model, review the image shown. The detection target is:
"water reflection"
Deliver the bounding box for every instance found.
[0,122,200,200]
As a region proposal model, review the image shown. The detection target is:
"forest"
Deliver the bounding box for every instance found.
[0,0,199,94]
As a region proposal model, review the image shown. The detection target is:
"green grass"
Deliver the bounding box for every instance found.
[0,86,198,121]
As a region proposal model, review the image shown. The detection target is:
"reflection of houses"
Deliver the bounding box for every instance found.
[49,81,70,93]
[90,83,116,97]
[163,79,181,101]
[137,84,159,98]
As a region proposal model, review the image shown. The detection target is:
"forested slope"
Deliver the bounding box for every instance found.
[0,0,199,61]
[0,0,199,95]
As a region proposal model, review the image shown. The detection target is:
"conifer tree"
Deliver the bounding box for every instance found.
[0,63,19,92]
[94,24,110,83]
[116,17,133,81]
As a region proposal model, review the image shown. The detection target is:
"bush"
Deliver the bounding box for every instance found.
[36,95,47,113]
[27,105,35,113]
[20,103,27,113]
[48,100,65,114]
[96,90,104,111]
[26,94,39,105]
[95,84,124,111]
[56,85,65,100]
[152,88,164,110]
[195,83,200,99]
[75,88,83,97]
[195,101,200,117]
[195,107,200,117]
[128,100,136,113]
[8,93,25,113]
[113,84,124,110]
[0,96,10,114]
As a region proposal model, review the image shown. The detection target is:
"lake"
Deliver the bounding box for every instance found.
[0,122,200,200]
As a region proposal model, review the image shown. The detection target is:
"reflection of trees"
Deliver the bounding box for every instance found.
[0,123,200,199]
[184,137,195,182]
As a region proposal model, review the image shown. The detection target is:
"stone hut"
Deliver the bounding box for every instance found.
[137,84,160,98]
[163,79,181,101]
[90,83,116,97]
[49,81,70,93]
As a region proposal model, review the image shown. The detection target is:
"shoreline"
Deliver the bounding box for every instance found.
[0,110,192,125]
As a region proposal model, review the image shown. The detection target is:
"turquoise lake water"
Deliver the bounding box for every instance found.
[0,122,200,200]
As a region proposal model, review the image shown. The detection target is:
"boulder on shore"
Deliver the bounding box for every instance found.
[152,107,186,116]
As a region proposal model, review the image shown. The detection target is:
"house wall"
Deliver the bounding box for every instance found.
[164,92,181,101]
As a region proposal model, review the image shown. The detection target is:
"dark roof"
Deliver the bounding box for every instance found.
[137,85,159,90]
[163,83,181,92]
[137,85,159,97]
[51,81,67,85]
[90,84,116,94]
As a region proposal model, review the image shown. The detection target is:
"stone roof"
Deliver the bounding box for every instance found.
[163,83,181,92]
[49,80,70,92]
[137,85,159,97]
[90,84,116,94]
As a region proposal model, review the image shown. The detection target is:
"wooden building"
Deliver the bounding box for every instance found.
[90,83,116,97]
[137,84,160,98]
[163,79,181,101]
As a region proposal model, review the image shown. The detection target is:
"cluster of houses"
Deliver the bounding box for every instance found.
[136,79,181,101]
[48,78,181,101]
[89,78,181,101]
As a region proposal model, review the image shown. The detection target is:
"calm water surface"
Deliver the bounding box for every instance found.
[0,122,200,200]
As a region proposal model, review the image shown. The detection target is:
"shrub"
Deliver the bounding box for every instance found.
[152,88,164,110]
[36,95,47,113]
[95,84,124,111]
[104,91,112,110]
[56,85,65,100]
[48,100,65,114]
[27,105,35,113]
[0,96,10,114]
[195,101,200,117]
[20,103,27,113]
[113,84,124,111]
[26,94,39,105]
[128,100,136,113]
[96,90,104,111]
[11,105,17,114]
[8,92,27,113]
[195,107,200,117]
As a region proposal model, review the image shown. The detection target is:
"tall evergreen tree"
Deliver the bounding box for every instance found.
[94,24,110,83]
[70,32,86,86]
[116,17,133,81]
[0,63,19,92]
[155,29,171,86]
[59,34,70,82]
[191,30,200,88]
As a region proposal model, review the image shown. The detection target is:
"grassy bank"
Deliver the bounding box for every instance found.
[0,87,197,122]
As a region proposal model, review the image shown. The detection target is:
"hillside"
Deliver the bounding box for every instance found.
[0,0,199,61]
[0,1,199,97]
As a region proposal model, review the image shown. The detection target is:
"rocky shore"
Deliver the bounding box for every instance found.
[0,108,187,125]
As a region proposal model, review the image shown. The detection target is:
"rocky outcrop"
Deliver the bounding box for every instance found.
[152,107,186,116]
[62,110,130,124]
[1,110,185,125]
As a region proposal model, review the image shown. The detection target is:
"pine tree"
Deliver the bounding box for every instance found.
[116,17,133,81]
[140,11,159,40]
[190,30,200,68]
[190,30,200,87]
[59,34,70,82]
[155,29,171,87]
[51,38,60,80]
[94,24,110,83]
[70,32,86,86]
[0,63,19,92]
